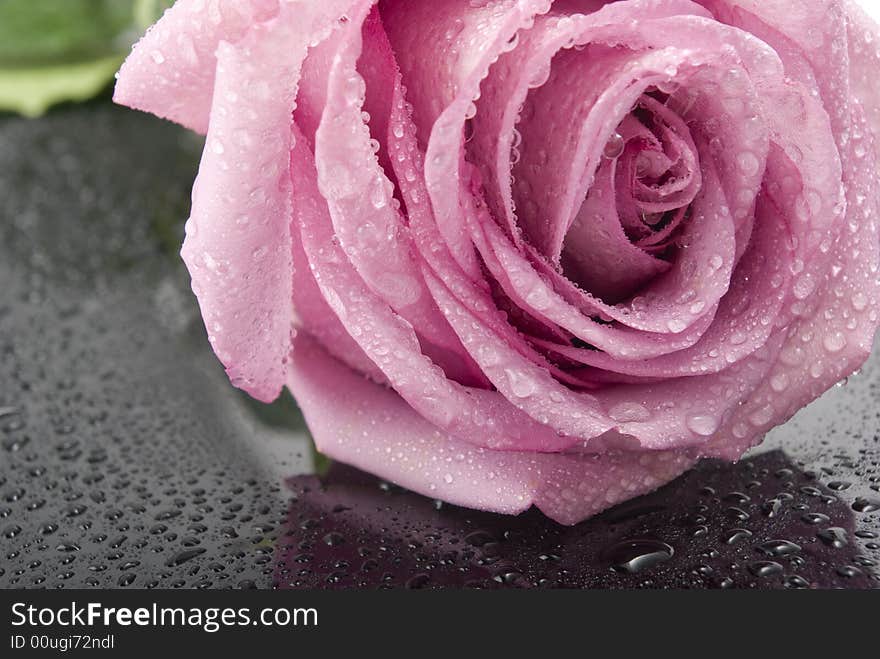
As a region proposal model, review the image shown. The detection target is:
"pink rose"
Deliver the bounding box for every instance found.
[115,0,880,524]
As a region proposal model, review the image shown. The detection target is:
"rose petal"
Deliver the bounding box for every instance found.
[473,207,719,360]
[289,333,696,525]
[476,163,736,341]
[700,0,852,144]
[292,117,573,452]
[376,8,586,386]
[382,0,554,278]
[466,1,712,244]
[178,6,319,402]
[560,159,672,304]
[705,105,880,459]
[289,185,385,383]
[308,3,485,385]
[113,0,280,133]
[423,267,615,442]
[612,97,702,235]
[844,0,880,162]
[536,183,792,378]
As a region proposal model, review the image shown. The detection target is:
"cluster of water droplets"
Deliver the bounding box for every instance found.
[271,445,878,589]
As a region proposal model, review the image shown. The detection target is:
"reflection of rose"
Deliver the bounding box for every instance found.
[116,0,880,524]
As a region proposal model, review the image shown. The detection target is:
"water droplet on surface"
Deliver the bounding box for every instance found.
[723,528,753,545]
[762,498,783,517]
[816,527,848,549]
[783,575,810,589]
[165,548,206,567]
[852,498,880,513]
[118,573,136,587]
[2,525,21,539]
[749,561,783,578]
[323,532,345,546]
[756,540,801,557]
[726,506,750,522]
[602,539,674,573]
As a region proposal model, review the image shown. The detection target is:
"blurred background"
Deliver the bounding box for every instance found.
[0,1,175,117]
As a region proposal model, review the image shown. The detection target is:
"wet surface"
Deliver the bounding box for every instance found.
[1,102,878,589]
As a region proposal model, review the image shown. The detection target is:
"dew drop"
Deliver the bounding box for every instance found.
[756,540,801,557]
[851,292,868,311]
[602,539,673,573]
[816,527,848,548]
[822,332,846,353]
[686,414,718,437]
[504,368,537,398]
[852,497,880,513]
[608,402,651,423]
[748,560,783,578]
[736,151,761,176]
[603,132,625,159]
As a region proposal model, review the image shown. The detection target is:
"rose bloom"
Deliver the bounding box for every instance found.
[116,0,880,524]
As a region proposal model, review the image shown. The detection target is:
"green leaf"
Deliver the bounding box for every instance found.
[0,0,173,117]
[0,56,124,117]
[311,445,333,478]
[134,0,177,31]
[0,0,135,67]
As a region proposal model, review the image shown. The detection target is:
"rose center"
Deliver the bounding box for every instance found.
[557,91,702,304]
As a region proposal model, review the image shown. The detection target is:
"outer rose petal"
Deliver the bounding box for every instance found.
[113,0,280,134]
[845,0,880,162]
[288,333,695,525]
[124,1,370,403]
[178,2,370,403]
[180,16,299,403]
[705,106,880,460]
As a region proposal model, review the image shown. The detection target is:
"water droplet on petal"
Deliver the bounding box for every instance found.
[823,332,846,353]
[608,402,651,423]
[504,368,537,398]
[603,132,625,159]
[686,415,718,437]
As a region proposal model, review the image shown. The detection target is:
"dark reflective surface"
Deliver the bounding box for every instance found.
[277,453,877,589]
[1,103,878,588]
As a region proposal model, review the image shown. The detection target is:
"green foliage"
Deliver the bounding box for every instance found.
[0,0,174,117]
